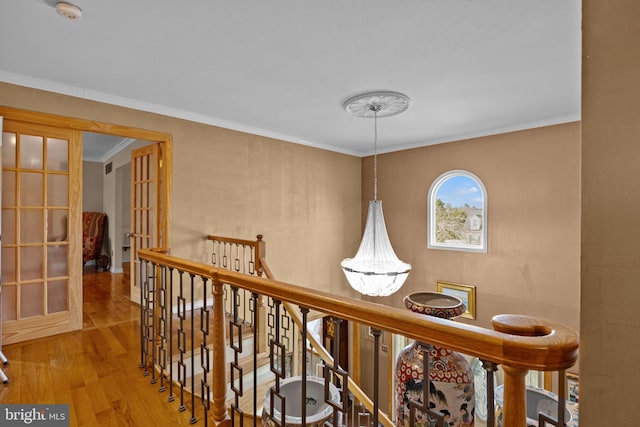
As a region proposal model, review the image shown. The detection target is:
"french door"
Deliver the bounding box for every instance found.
[0,106,173,344]
[129,144,163,302]
[1,120,82,344]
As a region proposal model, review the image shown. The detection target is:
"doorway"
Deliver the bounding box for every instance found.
[0,107,172,344]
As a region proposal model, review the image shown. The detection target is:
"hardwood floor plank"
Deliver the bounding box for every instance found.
[0,270,207,426]
[85,380,113,417]
[71,386,99,426]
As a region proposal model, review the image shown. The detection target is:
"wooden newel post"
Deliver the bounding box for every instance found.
[501,365,527,426]
[211,274,229,425]
[491,313,559,427]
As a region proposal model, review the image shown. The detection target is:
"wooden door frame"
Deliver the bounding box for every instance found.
[0,106,173,307]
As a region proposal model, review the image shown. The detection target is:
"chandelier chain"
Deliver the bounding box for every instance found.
[370,103,382,201]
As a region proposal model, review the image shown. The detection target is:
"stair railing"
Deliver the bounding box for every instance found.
[259,254,395,426]
[208,234,393,425]
[138,245,579,427]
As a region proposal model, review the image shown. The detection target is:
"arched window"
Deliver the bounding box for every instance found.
[428,170,487,252]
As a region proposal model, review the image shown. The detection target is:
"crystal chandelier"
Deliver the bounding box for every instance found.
[341,92,412,297]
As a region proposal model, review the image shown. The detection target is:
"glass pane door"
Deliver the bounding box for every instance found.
[1,122,81,344]
[129,144,159,302]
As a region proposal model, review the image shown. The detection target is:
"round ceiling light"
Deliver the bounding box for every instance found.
[55,2,82,20]
[343,91,411,118]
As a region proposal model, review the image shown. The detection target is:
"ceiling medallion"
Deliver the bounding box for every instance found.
[343,91,411,118]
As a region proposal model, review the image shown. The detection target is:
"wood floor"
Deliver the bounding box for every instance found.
[0,269,207,426]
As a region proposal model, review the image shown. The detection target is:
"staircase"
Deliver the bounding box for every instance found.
[157,306,273,424]
[136,235,580,427]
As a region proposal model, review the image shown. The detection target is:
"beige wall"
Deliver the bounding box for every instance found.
[364,122,581,333]
[357,123,581,409]
[82,161,103,212]
[0,82,362,297]
[582,0,640,424]
[169,121,361,294]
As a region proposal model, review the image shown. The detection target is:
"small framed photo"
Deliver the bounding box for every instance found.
[566,372,579,403]
[436,281,476,319]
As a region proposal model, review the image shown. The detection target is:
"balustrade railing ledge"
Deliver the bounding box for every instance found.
[138,248,579,373]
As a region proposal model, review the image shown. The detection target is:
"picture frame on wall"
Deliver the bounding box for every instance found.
[436,281,477,319]
[566,372,579,403]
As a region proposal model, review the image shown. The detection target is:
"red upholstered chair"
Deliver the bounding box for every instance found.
[82,212,107,267]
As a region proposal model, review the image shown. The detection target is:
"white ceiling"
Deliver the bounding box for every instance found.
[1,0,581,157]
[81,132,134,162]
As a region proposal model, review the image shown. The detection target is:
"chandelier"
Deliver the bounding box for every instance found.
[341,92,412,297]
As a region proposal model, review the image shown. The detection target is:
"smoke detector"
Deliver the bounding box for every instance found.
[55,2,82,20]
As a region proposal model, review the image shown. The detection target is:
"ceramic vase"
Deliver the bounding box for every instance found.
[262,376,341,427]
[494,385,579,427]
[396,292,475,427]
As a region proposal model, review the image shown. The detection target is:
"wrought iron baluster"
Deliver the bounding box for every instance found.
[249,293,256,329]
[141,260,154,377]
[268,299,286,427]
[224,285,231,319]
[234,243,240,272]
[223,242,229,268]
[539,370,568,427]
[211,241,218,266]
[168,267,175,403]
[251,292,259,427]
[289,310,297,376]
[234,284,241,326]
[177,271,187,412]
[356,404,371,427]
[481,360,498,427]
[200,277,211,427]
[189,274,197,424]
[150,262,157,384]
[267,297,276,344]
[324,317,348,427]
[300,308,309,426]
[280,306,291,367]
[158,265,167,393]
[139,259,147,370]
[371,327,382,427]
[242,288,248,327]
[230,286,244,427]
[249,242,256,276]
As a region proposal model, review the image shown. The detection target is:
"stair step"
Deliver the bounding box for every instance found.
[174,350,273,414]
[228,376,275,419]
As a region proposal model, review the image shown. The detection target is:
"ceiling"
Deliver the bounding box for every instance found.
[81,132,134,162]
[1,1,581,157]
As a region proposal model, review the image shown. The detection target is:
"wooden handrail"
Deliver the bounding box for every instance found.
[140,248,578,371]
[138,248,579,426]
[207,234,263,248]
